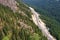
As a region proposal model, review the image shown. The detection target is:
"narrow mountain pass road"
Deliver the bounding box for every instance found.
[29,7,56,40]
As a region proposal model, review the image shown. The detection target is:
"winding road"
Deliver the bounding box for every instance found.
[29,7,56,40]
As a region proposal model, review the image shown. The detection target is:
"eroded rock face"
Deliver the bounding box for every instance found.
[0,0,18,12]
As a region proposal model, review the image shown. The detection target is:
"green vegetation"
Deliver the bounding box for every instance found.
[21,0,60,40]
[40,15,60,40]
[0,1,47,40]
[36,8,60,40]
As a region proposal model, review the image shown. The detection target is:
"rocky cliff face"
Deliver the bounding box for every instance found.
[0,0,18,12]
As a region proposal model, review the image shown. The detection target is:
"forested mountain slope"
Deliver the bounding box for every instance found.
[0,0,48,40]
[22,0,60,40]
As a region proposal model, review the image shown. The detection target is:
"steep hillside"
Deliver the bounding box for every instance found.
[22,0,60,40]
[0,0,47,40]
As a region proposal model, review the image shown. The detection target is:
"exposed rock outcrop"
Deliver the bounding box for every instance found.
[0,0,18,12]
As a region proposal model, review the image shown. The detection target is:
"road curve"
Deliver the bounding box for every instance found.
[29,7,56,40]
